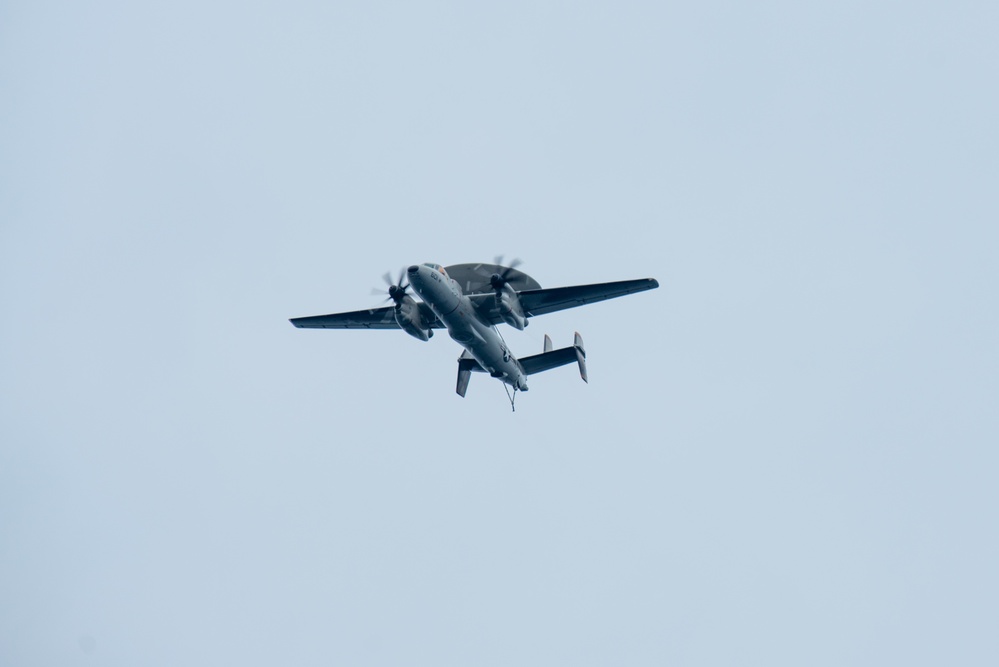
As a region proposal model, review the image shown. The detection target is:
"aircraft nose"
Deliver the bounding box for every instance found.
[408,265,420,275]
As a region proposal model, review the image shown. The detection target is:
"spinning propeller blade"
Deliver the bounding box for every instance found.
[373,268,410,306]
[490,255,523,292]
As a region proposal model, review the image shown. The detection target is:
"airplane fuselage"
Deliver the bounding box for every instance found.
[406,263,529,391]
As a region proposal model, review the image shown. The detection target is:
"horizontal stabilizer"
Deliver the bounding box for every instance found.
[519,347,577,375]
[519,333,588,383]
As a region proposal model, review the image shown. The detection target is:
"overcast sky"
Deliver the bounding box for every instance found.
[2,1,997,665]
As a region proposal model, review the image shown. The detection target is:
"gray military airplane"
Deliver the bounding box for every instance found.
[290,261,658,409]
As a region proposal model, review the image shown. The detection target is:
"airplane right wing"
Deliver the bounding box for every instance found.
[516,278,659,318]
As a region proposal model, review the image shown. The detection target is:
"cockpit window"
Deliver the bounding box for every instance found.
[422,262,448,277]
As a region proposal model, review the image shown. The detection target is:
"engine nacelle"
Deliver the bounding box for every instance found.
[394,297,433,341]
[495,290,528,330]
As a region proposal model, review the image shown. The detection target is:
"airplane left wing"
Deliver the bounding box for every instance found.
[290,303,442,330]
[517,278,659,318]
[290,306,398,329]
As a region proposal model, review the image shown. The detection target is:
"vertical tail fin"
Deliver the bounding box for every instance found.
[456,350,479,397]
[574,331,587,383]
[456,367,471,397]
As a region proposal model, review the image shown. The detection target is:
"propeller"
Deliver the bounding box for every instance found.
[489,255,523,292]
[372,268,410,307]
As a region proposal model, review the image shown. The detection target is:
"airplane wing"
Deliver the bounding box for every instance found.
[290,303,442,330]
[516,278,659,318]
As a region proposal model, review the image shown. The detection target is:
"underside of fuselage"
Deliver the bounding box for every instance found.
[406,263,528,391]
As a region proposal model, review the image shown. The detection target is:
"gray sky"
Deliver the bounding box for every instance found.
[2,1,997,665]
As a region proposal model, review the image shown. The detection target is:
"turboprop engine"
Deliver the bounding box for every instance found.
[494,287,528,330]
[378,269,433,341]
[394,295,433,341]
[489,261,529,330]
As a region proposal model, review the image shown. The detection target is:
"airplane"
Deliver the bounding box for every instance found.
[290,261,659,410]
